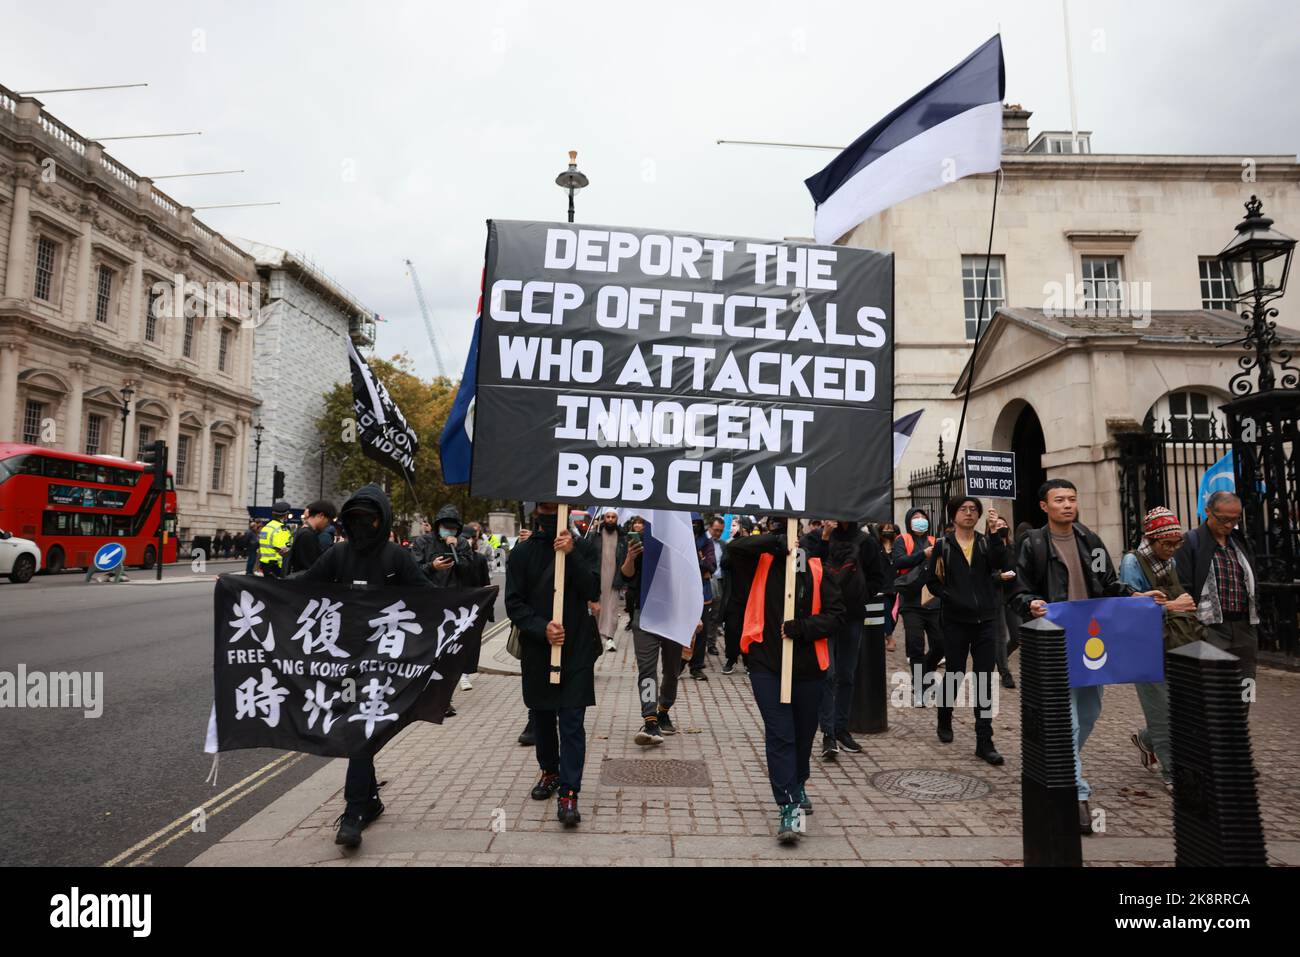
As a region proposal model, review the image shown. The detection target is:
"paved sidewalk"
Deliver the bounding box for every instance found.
[191,619,1300,867]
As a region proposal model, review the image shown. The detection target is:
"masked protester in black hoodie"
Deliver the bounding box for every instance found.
[505,502,601,827]
[293,484,432,848]
[727,525,845,845]
[924,496,1012,765]
[893,507,944,707]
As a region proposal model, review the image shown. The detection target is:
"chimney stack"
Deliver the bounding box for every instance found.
[1003,103,1032,153]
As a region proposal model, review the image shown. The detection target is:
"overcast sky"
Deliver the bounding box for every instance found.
[6,1,1298,379]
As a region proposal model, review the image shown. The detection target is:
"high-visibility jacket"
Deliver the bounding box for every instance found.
[740,554,830,670]
[258,519,292,566]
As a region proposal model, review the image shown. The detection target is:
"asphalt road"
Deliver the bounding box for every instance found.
[0,559,505,867]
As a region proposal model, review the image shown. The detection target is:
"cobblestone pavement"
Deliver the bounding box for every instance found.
[191,618,1300,867]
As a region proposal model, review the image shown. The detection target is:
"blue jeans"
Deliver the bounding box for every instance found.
[750,669,824,806]
[1070,685,1105,801]
[531,706,587,793]
[819,619,863,737]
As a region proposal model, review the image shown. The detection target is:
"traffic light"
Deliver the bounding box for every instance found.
[140,439,168,490]
[272,467,285,501]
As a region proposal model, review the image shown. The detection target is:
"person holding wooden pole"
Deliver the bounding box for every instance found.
[728,517,845,845]
[505,502,601,827]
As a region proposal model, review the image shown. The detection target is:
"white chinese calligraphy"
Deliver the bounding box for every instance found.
[302,680,342,734]
[366,600,422,658]
[435,605,481,656]
[346,676,399,739]
[290,598,348,658]
[228,590,275,651]
[235,667,290,727]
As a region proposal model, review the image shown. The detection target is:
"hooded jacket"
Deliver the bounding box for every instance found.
[892,507,938,611]
[293,484,429,589]
[925,528,1009,624]
[416,504,479,588]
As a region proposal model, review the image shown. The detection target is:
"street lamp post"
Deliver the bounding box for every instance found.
[1217,195,1300,661]
[555,150,588,224]
[252,421,265,510]
[118,383,134,457]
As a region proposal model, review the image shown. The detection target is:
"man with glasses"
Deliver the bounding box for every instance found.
[1174,491,1260,684]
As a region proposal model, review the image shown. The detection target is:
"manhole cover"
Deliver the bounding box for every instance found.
[600,758,712,787]
[869,769,991,802]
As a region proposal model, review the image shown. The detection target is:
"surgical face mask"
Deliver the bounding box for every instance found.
[438,525,456,538]
[911,517,930,534]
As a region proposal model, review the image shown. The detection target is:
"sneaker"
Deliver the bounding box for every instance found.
[1130,732,1159,772]
[836,731,863,754]
[530,772,560,800]
[333,798,384,848]
[656,711,677,735]
[798,786,813,815]
[604,638,617,653]
[557,789,581,827]
[459,674,473,691]
[444,705,457,718]
[777,803,801,845]
[707,644,720,656]
[821,733,839,760]
[721,659,736,675]
[691,670,709,681]
[635,719,664,746]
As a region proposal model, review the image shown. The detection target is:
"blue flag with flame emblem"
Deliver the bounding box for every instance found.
[1045,596,1164,687]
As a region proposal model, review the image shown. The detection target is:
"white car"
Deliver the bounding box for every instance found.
[0,528,41,583]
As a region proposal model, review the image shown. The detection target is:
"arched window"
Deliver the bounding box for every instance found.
[1143,389,1227,440]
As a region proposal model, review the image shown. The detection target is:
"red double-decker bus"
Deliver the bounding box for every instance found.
[0,442,178,573]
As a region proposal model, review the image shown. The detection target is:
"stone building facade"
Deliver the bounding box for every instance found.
[843,105,1300,555]
[232,239,375,512]
[0,85,261,552]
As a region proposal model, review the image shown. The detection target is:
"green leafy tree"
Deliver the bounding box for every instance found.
[316,353,504,531]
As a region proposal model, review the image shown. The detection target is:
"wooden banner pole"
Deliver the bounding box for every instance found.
[780,517,797,704]
[549,503,569,685]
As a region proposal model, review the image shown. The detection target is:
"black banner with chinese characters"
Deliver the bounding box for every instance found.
[471,220,895,521]
[210,575,495,758]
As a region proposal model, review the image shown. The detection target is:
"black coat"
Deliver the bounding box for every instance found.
[293,485,430,590]
[892,507,938,611]
[1009,522,1134,619]
[286,525,323,576]
[925,531,1009,624]
[1173,523,1257,607]
[726,532,845,680]
[505,527,601,710]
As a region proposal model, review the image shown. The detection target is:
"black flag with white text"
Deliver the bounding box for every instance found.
[348,337,420,481]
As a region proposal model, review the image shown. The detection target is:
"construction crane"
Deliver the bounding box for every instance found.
[404,258,447,378]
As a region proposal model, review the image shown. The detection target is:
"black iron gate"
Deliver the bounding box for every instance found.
[907,438,964,525]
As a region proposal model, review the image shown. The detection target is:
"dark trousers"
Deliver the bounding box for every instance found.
[902,605,945,698]
[723,599,743,664]
[688,600,711,672]
[532,706,587,793]
[750,669,824,807]
[1208,619,1258,681]
[344,755,378,814]
[259,561,282,579]
[938,616,997,741]
[819,619,863,737]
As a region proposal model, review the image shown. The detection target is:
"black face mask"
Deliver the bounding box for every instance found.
[343,511,384,553]
[535,513,558,537]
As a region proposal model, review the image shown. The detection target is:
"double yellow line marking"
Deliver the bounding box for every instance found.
[103,752,308,867]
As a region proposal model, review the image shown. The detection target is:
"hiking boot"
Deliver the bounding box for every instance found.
[557,789,581,827]
[976,740,1005,766]
[1000,671,1016,689]
[821,733,839,760]
[333,798,384,848]
[634,719,664,746]
[937,709,954,744]
[530,772,560,800]
[656,711,677,735]
[721,659,736,675]
[1130,732,1159,771]
[777,803,802,845]
[798,786,813,815]
[836,731,863,754]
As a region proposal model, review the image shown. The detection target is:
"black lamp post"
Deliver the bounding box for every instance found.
[252,421,265,509]
[118,383,134,457]
[1217,195,1300,660]
[555,150,588,224]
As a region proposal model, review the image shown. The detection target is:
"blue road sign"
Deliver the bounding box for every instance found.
[93,542,126,571]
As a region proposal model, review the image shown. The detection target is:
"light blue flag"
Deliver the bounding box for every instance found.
[1197,451,1235,522]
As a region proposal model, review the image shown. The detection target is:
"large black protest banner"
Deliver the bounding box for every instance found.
[210,575,495,758]
[470,221,894,519]
[347,337,420,481]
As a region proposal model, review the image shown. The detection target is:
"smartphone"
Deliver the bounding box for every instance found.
[628,532,641,546]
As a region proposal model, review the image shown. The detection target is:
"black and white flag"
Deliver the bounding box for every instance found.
[206,575,495,758]
[348,337,420,481]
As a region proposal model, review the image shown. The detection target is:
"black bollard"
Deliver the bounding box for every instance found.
[1167,641,1268,867]
[851,595,889,734]
[1018,615,1082,867]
